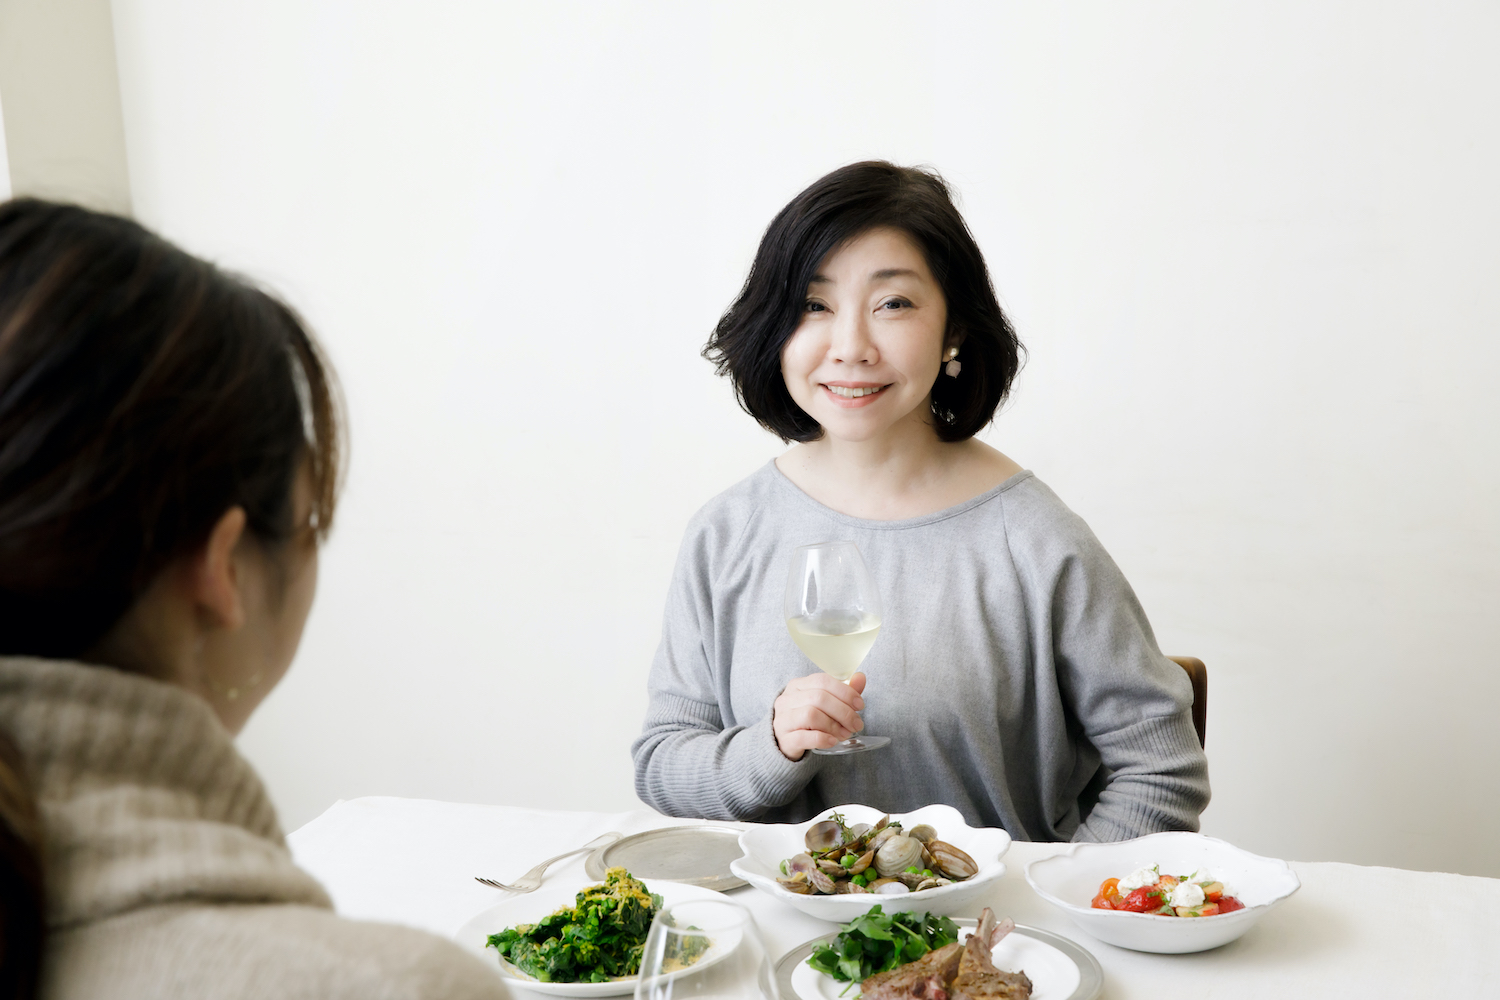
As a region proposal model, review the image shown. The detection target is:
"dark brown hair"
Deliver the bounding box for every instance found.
[0,200,343,995]
[0,198,343,659]
[704,161,1024,442]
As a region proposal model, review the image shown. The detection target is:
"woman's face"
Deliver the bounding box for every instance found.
[780,227,950,444]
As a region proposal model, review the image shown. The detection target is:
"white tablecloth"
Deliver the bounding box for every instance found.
[289,796,1496,998]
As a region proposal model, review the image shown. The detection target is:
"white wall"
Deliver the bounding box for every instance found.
[108,1,1500,877]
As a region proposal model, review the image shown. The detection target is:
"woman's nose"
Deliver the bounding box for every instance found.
[828,310,878,365]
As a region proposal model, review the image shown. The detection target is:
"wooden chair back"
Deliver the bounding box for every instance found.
[1168,656,1207,748]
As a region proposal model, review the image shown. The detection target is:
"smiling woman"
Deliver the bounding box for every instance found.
[632,162,1210,842]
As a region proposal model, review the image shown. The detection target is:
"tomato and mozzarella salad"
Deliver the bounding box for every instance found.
[1090,866,1247,917]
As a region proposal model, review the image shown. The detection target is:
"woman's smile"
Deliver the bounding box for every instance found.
[822,381,892,405]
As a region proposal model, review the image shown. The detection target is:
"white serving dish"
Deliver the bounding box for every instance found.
[730,803,1012,922]
[454,878,732,997]
[1024,831,1301,954]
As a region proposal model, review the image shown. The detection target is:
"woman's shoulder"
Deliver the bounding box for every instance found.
[45,901,510,1000]
[679,460,785,547]
[992,472,1113,566]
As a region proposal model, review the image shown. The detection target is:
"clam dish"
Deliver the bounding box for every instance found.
[778,811,979,897]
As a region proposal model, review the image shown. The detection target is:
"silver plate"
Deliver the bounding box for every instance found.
[773,919,1103,1000]
[583,825,747,892]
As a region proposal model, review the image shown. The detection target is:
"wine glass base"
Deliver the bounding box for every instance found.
[811,735,891,755]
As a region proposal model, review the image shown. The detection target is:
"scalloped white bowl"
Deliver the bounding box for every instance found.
[1025,832,1300,954]
[730,803,1011,922]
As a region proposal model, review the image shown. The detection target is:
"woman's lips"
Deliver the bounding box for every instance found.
[820,383,890,408]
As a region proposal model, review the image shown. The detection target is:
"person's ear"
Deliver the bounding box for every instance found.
[189,507,249,631]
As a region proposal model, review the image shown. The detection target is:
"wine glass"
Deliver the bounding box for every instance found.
[783,540,890,755]
[634,899,778,1000]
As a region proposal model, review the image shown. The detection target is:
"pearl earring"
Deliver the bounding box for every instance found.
[945,347,961,378]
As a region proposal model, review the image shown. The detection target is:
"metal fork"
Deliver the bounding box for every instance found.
[475,831,624,892]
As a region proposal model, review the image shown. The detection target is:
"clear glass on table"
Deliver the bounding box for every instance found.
[634,898,778,1000]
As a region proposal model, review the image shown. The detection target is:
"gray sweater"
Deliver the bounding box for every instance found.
[631,463,1210,842]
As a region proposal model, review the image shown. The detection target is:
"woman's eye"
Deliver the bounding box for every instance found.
[880,299,911,310]
[804,300,827,312]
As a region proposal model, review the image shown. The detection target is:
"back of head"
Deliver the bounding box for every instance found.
[0,198,342,658]
[0,198,344,996]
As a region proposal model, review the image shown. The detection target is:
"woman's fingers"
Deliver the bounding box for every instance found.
[783,685,863,734]
[788,672,865,711]
[772,672,869,760]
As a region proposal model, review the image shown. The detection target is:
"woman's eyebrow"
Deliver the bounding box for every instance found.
[807,267,920,286]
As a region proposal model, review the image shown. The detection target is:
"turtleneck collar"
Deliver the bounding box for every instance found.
[0,656,331,929]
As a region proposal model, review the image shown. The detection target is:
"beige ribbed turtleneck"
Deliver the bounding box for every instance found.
[0,657,508,1000]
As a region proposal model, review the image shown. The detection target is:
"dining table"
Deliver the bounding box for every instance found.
[288,796,1496,998]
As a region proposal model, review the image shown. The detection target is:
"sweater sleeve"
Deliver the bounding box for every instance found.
[1004,485,1211,842]
[630,513,819,820]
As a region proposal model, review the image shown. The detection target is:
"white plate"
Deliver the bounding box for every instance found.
[776,919,1102,1000]
[454,879,735,996]
[1024,832,1301,954]
[731,803,1012,922]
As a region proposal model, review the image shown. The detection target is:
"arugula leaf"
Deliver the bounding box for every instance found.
[805,906,961,984]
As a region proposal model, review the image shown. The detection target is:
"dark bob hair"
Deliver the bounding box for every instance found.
[0,199,344,660]
[704,161,1024,443]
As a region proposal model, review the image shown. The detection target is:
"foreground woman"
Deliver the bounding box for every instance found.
[633,162,1209,841]
[0,200,506,998]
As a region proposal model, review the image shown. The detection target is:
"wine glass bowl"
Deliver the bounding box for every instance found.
[784,541,890,754]
[634,899,777,1000]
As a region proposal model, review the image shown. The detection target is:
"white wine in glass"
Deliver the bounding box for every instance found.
[784,541,890,754]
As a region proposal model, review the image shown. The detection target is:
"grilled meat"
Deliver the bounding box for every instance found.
[860,909,1029,1000]
[860,942,964,1000]
[949,909,1031,1000]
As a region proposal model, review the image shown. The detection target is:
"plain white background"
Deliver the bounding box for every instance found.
[107,1,1498,877]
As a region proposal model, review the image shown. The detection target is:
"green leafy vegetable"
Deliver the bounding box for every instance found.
[806,906,961,985]
[486,868,664,983]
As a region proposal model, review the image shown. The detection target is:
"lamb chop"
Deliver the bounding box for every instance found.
[860,942,965,1000]
[948,908,1032,1000]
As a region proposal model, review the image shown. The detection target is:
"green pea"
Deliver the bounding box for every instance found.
[841,854,858,867]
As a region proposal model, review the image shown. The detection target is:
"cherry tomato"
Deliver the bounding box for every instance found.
[1091,893,1114,910]
[1120,886,1164,913]
[1218,896,1246,913]
[1099,878,1120,898]
[1201,881,1225,902]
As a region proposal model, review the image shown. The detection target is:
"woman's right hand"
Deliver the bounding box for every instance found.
[772,672,867,761]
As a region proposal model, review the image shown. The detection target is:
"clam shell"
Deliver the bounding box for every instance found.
[816,859,846,877]
[808,869,837,894]
[848,848,875,875]
[927,840,978,880]
[778,873,813,894]
[874,834,923,877]
[787,853,817,875]
[906,823,938,844]
[805,820,843,854]
[868,826,902,853]
[869,878,911,895]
